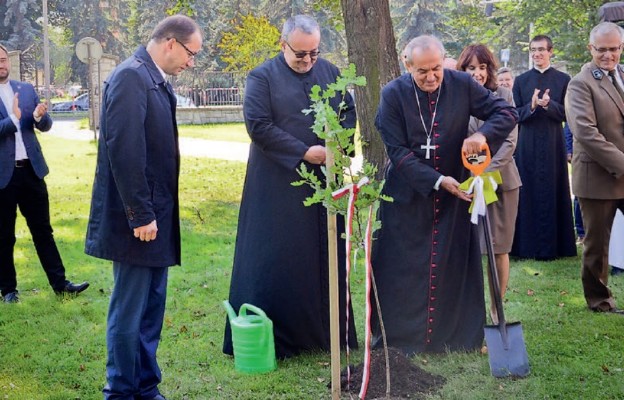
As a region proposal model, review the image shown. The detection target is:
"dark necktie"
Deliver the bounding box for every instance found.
[608,69,624,101]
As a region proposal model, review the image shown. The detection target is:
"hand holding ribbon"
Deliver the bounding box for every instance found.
[459,144,502,225]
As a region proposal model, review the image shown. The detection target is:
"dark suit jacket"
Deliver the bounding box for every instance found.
[566,62,624,199]
[0,80,53,189]
[85,46,181,267]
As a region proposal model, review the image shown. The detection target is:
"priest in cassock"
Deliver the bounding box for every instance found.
[510,35,576,260]
[223,15,357,359]
[371,35,518,354]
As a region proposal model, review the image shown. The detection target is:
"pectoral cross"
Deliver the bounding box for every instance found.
[421,137,435,159]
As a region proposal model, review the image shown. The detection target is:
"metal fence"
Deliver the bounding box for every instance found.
[174,87,242,107]
[41,71,247,108]
[171,71,246,107]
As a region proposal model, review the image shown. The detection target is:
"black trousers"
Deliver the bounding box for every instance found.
[0,162,67,295]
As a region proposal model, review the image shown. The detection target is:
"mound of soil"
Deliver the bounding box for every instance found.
[339,347,446,399]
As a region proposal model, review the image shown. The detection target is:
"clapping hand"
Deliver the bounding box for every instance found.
[531,88,550,110]
[537,88,550,109]
[33,102,48,119]
[12,93,21,119]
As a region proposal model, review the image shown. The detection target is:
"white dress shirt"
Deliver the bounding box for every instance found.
[0,82,27,160]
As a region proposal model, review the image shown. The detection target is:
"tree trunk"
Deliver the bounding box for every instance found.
[340,0,400,178]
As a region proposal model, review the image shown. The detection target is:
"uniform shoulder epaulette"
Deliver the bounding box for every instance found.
[592,69,604,80]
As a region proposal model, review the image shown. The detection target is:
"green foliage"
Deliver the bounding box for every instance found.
[1,128,624,398]
[2,0,39,50]
[391,0,456,50]
[49,26,73,86]
[167,0,196,16]
[445,0,607,74]
[293,64,391,251]
[218,13,281,72]
[312,0,344,30]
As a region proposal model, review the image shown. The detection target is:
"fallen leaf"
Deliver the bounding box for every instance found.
[317,377,325,383]
[559,303,565,307]
[602,365,610,373]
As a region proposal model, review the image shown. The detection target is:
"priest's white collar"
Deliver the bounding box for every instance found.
[534,64,551,73]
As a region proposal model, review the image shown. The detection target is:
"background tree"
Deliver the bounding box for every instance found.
[446,0,607,74]
[390,0,454,54]
[49,26,73,88]
[340,0,400,174]
[217,14,281,72]
[3,0,40,50]
[1,0,615,95]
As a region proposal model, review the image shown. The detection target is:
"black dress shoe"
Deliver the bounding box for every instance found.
[2,291,19,303]
[611,267,624,276]
[593,307,624,315]
[55,281,90,295]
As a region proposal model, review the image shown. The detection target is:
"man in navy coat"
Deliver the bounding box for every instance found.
[85,15,202,400]
[0,44,89,303]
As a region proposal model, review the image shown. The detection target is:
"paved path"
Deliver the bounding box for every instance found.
[47,120,363,168]
[47,120,250,162]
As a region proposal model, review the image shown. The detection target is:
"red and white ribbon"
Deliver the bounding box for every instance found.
[358,203,374,400]
[331,177,372,399]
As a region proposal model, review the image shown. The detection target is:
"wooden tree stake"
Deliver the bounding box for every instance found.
[326,140,341,400]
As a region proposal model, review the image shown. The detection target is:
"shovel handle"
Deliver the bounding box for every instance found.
[481,213,509,348]
[462,143,492,177]
[463,143,508,347]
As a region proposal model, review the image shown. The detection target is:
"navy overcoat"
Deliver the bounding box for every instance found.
[85,46,181,267]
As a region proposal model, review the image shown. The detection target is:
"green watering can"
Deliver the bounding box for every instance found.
[222,300,277,374]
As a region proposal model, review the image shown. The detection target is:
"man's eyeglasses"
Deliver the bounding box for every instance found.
[590,44,623,54]
[284,41,320,59]
[170,38,198,60]
[529,47,550,53]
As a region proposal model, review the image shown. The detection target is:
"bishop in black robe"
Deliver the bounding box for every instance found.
[223,52,357,359]
[510,67,577,260]
[372,70,518,354]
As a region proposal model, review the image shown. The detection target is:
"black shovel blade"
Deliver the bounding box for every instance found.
[484,321,530,378]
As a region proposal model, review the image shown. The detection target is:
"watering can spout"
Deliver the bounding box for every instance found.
[222,300,237,322]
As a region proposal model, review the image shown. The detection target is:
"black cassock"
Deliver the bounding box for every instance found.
[223,53,357,359]
[372,71,517,354]
[511,68,576,259]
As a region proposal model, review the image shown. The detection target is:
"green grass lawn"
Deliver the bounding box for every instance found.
[1,130,623,399]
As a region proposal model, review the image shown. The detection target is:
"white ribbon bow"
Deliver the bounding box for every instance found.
[465,175,498,225]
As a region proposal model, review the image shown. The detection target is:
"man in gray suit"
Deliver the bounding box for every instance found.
[565,21,624,315]
[0,44,88,303]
